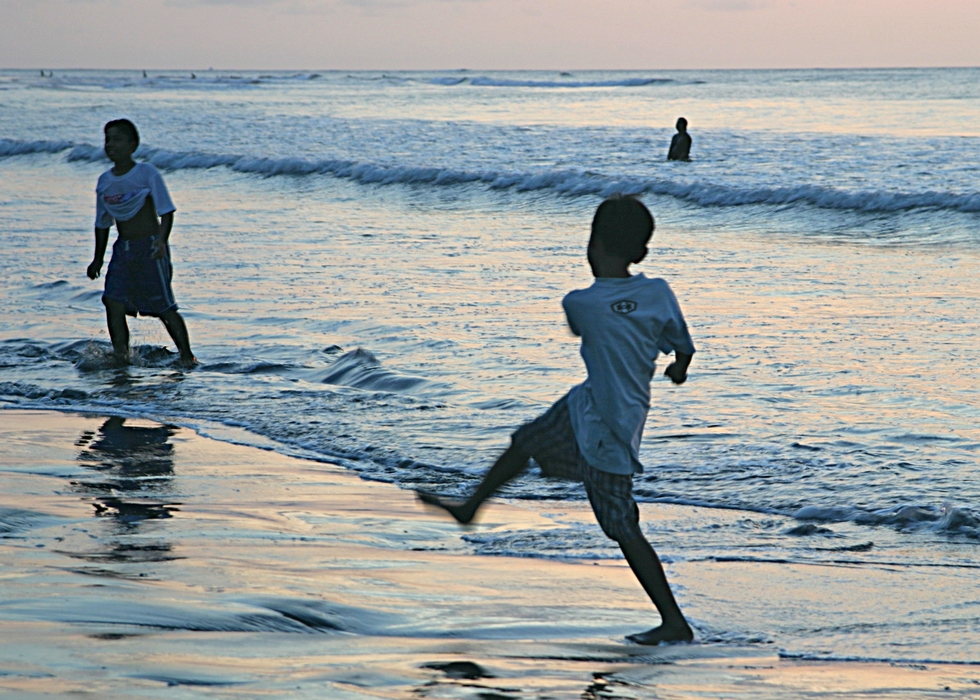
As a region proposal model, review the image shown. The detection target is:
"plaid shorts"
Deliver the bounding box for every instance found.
[511,393,642,543]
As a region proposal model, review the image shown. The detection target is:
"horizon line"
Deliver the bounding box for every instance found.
[5,65,980,73]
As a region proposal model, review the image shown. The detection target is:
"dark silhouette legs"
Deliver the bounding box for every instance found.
[619,536,693,644]
[104,299,131,360]
[418,443,694,645]
[417,443,529,524]
[104,299,196,366]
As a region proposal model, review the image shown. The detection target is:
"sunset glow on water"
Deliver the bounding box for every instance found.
[2,68,979,682]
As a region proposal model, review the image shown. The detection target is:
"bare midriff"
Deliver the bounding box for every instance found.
[116,197,162,240]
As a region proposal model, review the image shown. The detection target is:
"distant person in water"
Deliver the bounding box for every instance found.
[86,119,196,366]
[667,117,692,161]
[418,196,696,645]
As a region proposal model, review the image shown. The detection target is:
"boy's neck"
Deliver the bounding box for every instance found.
[111,157,137,176]
[591,258,633,279]
[594,269,632,279]
[588,242,646,279]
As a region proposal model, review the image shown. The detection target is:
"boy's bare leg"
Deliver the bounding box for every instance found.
[620,536,694,644]
[103,299,130,361]
[417,443,529,524]
[160,310,196,366]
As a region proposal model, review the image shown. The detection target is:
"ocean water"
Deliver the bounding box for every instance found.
[2,67,979,665]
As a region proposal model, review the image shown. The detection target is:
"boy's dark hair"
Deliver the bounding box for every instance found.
[104,119,140,147]
[590,196,654,260]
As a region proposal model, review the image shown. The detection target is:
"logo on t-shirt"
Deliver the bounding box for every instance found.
[103,190,143,206]
[611,300,637,314]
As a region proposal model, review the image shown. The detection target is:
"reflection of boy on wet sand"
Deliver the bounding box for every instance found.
[419,196,696,645]
[76,417,179,526]
[86,417,175,464]
[86,119,196,366]
[667,117,692,161]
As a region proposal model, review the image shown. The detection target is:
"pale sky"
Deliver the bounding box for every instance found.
[3,0,978,70]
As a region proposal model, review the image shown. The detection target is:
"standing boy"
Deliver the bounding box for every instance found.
[419,196,695,644]
[667,117,692,161]
[86,119,195,366]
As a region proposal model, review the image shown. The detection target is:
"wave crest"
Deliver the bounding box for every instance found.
[317,348,429,393]
[0,138,75,156]
[466,76,674,88]
[6,138,979,215]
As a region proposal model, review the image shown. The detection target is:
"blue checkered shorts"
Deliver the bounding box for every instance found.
[511,393,643,543]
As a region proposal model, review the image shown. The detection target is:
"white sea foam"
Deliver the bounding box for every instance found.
[5,138,974,216]
[467,76,675,88]
[779,651,980,666]
[427,77,467,86]
[0,138,75,156]
[794,503,980,538]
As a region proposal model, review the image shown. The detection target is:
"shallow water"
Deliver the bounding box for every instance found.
[1,67,979,665]
[4,410,980,698]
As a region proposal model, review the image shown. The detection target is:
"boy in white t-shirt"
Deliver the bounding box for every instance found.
[419,196,695,644]
[86,119,195,366]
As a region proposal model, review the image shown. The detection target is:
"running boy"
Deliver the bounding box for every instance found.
[86,119,195,366]
[419,196,695,644]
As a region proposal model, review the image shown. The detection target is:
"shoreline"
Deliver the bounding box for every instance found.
[2,408,979,697]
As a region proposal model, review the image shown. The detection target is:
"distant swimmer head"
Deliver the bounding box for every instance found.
[590,196,654,263]
[676,117,688,132]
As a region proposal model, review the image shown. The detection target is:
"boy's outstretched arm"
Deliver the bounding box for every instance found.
[87,227,110,279]
[664,351,692,385]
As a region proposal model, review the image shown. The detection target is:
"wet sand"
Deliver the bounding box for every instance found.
[1,409,979,698]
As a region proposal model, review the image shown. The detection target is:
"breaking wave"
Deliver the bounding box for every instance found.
[6,138,979,215]
[315,348,433,393]
[21,72,323,91]
[465,76,675,88]
[0,138,76,156]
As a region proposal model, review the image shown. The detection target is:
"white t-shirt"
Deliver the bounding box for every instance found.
[95,162,175,229]
[562,273,695,475]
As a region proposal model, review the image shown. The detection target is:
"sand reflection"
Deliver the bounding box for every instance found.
[71,417,181,565]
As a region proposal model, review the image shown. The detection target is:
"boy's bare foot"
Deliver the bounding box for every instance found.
[177,354,199,369]
[626,621,694,646]
[109,350,131,368]
[416,491,475,524]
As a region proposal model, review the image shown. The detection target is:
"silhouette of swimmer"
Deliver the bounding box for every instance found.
[667,117,692,162]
